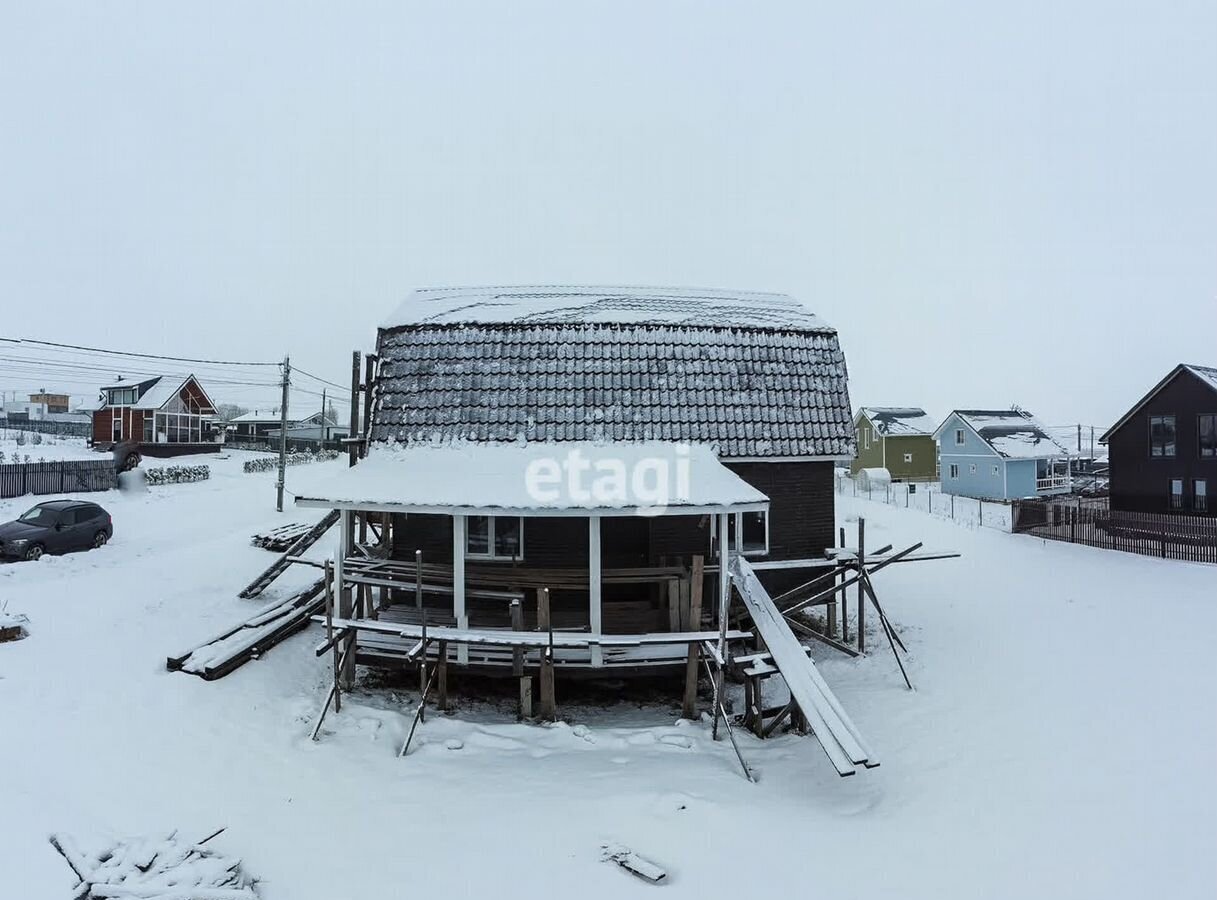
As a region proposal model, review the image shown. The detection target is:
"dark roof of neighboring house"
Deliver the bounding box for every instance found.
[1100,363,1217,442]
[856,407,936,437]
[936,409,1069,459]
[371,286,854,459]
[98,375,217,413]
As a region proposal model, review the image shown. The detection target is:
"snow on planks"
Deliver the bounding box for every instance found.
[167,579,325,680]
[250,521,314,551]
[730,557,878,776]
[239,509,338,599]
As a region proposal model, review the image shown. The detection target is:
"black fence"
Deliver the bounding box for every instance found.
[226,436,348,454]
[0,460,117,499]
[0,419,92,438]
[1012,498,1217,563]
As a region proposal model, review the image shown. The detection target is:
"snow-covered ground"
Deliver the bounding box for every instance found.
[1,455,1214,899]
[0,433,99,463]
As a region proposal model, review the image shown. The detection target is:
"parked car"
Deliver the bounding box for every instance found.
[0,500,113,561]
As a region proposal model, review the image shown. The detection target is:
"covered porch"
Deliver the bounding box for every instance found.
[295,443,768,677]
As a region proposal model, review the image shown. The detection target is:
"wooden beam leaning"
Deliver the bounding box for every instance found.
[781,542,924,618]
[681,555,705,720]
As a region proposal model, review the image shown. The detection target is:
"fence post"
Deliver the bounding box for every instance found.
[951,494,955,519]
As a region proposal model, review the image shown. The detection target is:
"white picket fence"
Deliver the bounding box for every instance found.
[835,473,1013,533]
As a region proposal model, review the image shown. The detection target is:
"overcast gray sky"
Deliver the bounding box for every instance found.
[2,1,1214,427]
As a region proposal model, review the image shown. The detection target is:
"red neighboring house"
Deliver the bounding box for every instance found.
[91,375,222,459]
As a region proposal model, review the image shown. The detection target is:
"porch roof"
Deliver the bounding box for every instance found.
[294,441,769,517]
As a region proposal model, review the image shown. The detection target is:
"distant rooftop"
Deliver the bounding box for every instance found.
[858,407,936,437]
[944,409,1070,459]
[383,285,830,331]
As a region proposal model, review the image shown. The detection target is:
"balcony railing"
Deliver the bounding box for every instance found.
[1036,475,1071,492]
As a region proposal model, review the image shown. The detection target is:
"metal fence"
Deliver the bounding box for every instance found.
[0,460,117,499]
[0,419,92,438]
[835,473,1013,531]
[1011,498,1217,563]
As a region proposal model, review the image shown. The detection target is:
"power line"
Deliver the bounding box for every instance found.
[0,337,281,367]
[292,365,350,392]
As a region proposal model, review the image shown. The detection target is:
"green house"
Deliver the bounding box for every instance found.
[851,407,939,481]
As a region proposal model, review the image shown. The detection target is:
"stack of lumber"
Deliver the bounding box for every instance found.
[250,521,313,551]
[730,557,879,777]
[49,831,259,899]
[239,510,339,598]
[167,579,325,680]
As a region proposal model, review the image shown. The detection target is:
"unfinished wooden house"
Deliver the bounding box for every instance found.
[299,284,851,656]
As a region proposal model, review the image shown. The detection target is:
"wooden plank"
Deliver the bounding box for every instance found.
[731,558,874,776]
[681,555,705,719]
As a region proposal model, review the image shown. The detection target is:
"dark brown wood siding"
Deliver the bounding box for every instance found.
[390,459,838,596]
[1107,369,1217,516]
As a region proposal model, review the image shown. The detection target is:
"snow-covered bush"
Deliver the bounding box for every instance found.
[15,431,25,446]
[243,449,340,473]
[31,432,42,445]
[145,464,211,485]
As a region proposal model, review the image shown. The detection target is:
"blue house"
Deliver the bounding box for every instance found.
[933,409,1072,500]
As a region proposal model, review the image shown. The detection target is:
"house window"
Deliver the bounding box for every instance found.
[466,516,523,560]
[1169,479,1184,510]
[1149,415,1176,457]
[1194,480,1208,513]
[992,465,999,476]
[711,511,769,556]
[107,388,137,406]
[948,463,959,479]
[863,428,870,450]
[955,429,965,446]
[1200,415,1216,458]
[969,463,977,475]
[903,452,913,464]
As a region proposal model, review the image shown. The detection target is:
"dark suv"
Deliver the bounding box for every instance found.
[0,501,113,561]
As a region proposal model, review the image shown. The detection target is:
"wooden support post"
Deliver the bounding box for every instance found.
[511,598,524,677]
[589,516,603,667]
[713,512,729,741]
[857,518,866,653]
[337,509,354,689]
[348,351,360,468]
[418,610,428,723]
[519,675,533,720]
[681,555,705,720]
[838,526,848,642]
[436,640,449,712]
[538,587,556,721]
[414,549,423,608]
[452,516,468,664]
[361,354,375,460]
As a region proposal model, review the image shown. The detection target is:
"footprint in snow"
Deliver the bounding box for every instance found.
[658,734,692,750]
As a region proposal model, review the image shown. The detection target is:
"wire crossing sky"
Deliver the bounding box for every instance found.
[1,2,1214,424]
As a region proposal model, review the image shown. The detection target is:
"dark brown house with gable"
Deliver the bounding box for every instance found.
[296,285,856,675]
[1101,364,1217,516]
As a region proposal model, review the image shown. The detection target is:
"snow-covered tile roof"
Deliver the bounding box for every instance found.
[859,407,936,437]
[372,314,854,459]
[1185,364,1217,393]
[950,409,1070,459]
[384,285,830,331]
[295,442,768,514]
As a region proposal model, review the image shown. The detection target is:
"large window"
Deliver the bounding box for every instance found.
[467,515,523,560]
[863,427,870,450]
[712,511,769,556]
[1150,415,1176,457]
[1169,478,1184,510]
[948,463,959,479]
[1200,415,1216,458]
[1194,480,1208,513]
[107,388,137,406]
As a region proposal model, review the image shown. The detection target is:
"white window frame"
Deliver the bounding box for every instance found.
[863,428,870,450]
[903,452,913,464]
[949,463,959,479]
[711,510,769,557]
[955,428,966,446]
[465,515,525,561]
[969,463,977,475]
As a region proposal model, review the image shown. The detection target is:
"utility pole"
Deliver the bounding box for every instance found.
[320,388,326,447]
[276,356,290,512]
